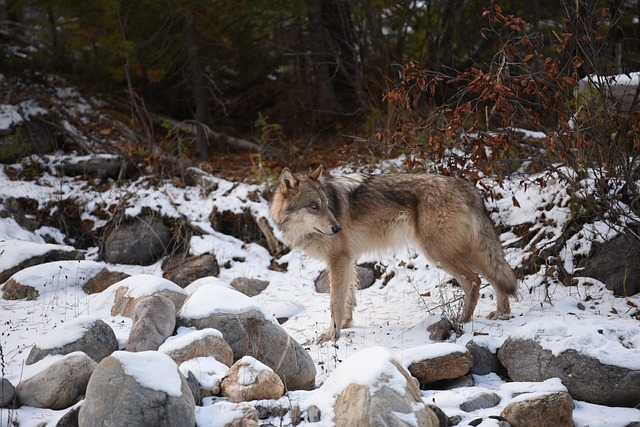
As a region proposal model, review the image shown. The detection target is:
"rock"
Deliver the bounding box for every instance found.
[210,206,284,258]
[427,317,459,341]
[2,260,106,301]
[160,327,234,367]
[102,214,174,265]
[466,340,502,375]
[315,264,377,293]
[581,230,640,296]
[110,274,187,317]
[230,277,269,297]
[0,240,84,284]
[82,268,129,294]
[58,154,129,179]
[27,318,118,365]
[1,278,38,300]
[221,356,285,403]
[501,392,574,427]
[2,197,39,231]
[498,319,640,407]
[17,353,97,409]
[184,371,202,405]
[195,401,259,427]
[322,347,440,427]
[178,356,228,397]
[0,377,16,408]
[162,252,220,288]
[403,343,473,387]
[55,406,80,427]
[78,351,195,427]
[460,392,501,412]
[126,295,177,352]
[176,283,316,391]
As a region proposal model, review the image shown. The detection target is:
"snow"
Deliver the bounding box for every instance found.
[1,118,640,425]
[159,327,224,354]
[235,356,274,385]
[112,350,183,397]
[178,283,272,319]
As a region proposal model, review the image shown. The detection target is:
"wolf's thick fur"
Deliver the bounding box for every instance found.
[269,165,517,343]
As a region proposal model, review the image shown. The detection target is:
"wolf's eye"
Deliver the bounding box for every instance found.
[309,202,319,210]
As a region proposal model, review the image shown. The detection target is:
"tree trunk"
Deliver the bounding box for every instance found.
[185,12,210,160]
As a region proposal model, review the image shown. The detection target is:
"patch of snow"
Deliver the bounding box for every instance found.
[112,350,183,397]
[159,327,224,353]
[178,283,270,319]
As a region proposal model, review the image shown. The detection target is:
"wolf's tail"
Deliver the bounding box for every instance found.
[474,211,518,297]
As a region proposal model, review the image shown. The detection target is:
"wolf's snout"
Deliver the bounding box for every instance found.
[332,224,342,234]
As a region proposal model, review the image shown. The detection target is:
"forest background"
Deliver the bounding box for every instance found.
[2,0,640,193]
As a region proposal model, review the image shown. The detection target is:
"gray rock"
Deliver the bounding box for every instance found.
[126,295,176,352]
[581,230,640,296]
[55,406,80,427]
[160,328,233,367]
[110,276,187,318]
[58,155,129,179]
[27,318,118,365]
[0,377,16,408]
[501,392,574,427]
[78,351,195,427]
[498,337,640,407]
[102,214,174,265]
[17,353,97,409]
[315,264,377,293]
[176,284,316,390]
[230,277,269,297]
[466,340,502,375]
[460,392,501,412]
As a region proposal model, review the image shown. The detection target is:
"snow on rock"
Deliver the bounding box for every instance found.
[509,317,640,370]
[177,283,269,319]
[111,350,183,397]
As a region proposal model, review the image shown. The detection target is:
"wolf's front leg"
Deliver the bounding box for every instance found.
[317,256,356,344]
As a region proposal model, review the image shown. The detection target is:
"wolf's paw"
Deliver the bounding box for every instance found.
[316,329,339,345]
[487,310,512,320]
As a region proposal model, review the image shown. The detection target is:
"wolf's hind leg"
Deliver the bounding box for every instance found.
[439,260,482,323]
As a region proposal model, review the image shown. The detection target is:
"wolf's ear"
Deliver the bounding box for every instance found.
[279,168,298,191]
[309,164,324,181]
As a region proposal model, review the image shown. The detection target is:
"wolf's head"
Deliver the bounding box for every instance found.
[269,165,341,247]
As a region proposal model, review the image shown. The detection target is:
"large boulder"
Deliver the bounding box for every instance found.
[581,230,640,296]
[126,294,177,352]
[176,283,316,390]
[26,317,118,365]
[17,352,97,409]
[102,214,174,265]
[78,351,195,427]
[498,318,640,407]
[318,347,441,427]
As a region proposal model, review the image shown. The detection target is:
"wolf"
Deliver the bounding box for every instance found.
[269,165,517,343]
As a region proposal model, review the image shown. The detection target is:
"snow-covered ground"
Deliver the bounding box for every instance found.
[1,149,639,426]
